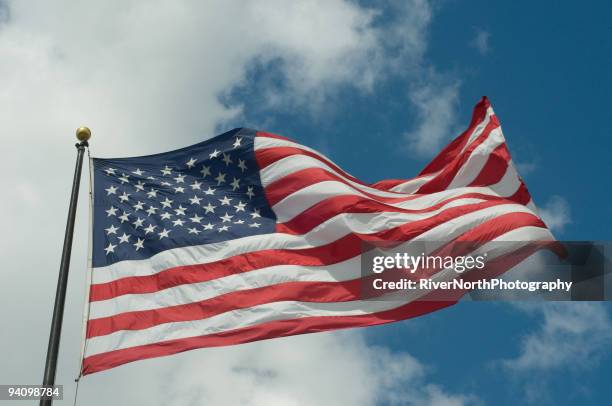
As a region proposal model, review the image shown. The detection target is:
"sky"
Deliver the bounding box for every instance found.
[0,1,611,405]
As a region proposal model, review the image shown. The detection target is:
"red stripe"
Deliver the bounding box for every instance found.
[508,181,531,206]
[418,96,490,176]
[368,178,412,191]
[416,117,500,194]
[468,143,511,187]
[87,212,546,338]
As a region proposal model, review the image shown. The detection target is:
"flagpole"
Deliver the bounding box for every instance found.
[40,127,91,406]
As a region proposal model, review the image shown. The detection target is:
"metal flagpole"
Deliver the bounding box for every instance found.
[40,127,92,406]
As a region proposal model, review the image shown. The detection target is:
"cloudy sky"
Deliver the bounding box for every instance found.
[1,1,611,405]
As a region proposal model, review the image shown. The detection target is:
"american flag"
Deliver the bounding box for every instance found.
[81,97,557,375]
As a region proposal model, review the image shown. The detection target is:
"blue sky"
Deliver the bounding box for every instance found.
[0,1,610,405]
[220,2,612,404]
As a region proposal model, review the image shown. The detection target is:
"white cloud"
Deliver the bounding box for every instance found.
[0,1,475,404]
[403,79,461,156]
[470,29,490,55]
[538,195,572,232]
[503,303,612,372]
[514,161,537,176]
[500,303,612,402]
[95,332,473,406]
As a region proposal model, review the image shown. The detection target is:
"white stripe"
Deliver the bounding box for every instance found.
[85,225,552,357]
[447,126,505,189]
[389,172,439,193]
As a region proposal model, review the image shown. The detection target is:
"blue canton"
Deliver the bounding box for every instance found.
[92,128,276,267]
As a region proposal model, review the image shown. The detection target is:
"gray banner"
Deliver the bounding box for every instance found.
[0,385,63,401]
[360,241,611,302]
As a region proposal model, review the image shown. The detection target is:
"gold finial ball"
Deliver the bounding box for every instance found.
[76,126,92,142]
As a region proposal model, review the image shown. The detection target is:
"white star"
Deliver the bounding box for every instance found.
[174,174,186,183]
[105,224,119,235]
[160,212,172,220]
[174,205,187,216]
[203,222,214,230]
[246,186,255,199]
[186,158,197,168]
[209,149,221,159]
[200,165,211,178]
[161,165,172,176]
[161,197,173,208]
[134,181,145,192]
[118,192,131,202]
[234,201,246,212]
[172,218,185,227]
[190,181,202,190]
[249,222,261,228]
[104,168,116,176]
[219,196,232,206]
[105,185,118,195]
[133,238,145,251]
[132,168,144,176]
[189,195,203,205]
[203,203,216,214]
[161,181,172,187]
[204,187,215,195]
[158,228,171,239]
[118,233,130,244]
[147,188,158,198]
[222,153,233,166]
[174,186,185,194]
[104,242,117,255]
[106,206,118,217]
[144,224,157,234]
[147,176,155,180]
[118,211,130,223]
[233,137,242,148]
[188,227,201,235]
[237,159,247,172]
[145,206,158,216]
[218,225,230,232]
[190,214,203,223]
[215,172,226,185]
[234,219,245,225]
[118,173,130,184]
[230,177,240,191]
[250,209,261,219]
[220,212,234,222]
[133,201,145,211]
[132,217,145,229]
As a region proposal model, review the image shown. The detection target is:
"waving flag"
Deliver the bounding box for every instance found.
[81,97,556,375]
